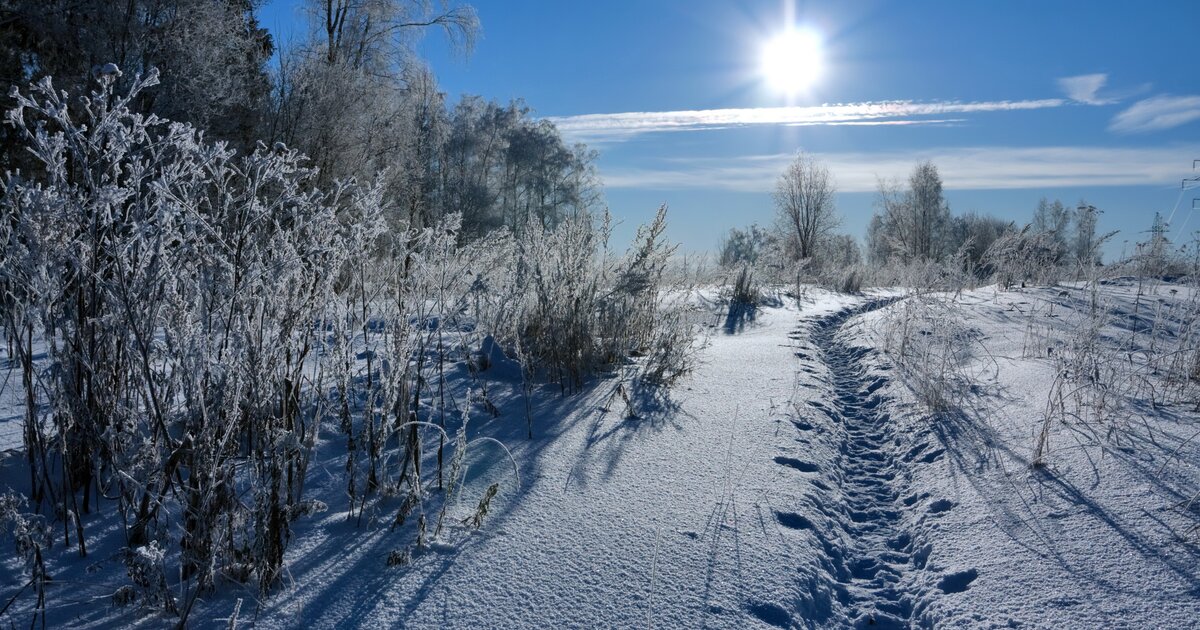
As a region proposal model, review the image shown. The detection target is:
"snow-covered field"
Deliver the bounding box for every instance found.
[2,283,1198,628]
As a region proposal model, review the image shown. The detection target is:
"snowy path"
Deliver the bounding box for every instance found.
[14,286,1198,629]
[254,295,868,629]
[807,299,920,628]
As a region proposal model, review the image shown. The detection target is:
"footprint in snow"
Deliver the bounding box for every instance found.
[937,568,979,594]
[904,442,929,461]
[917,448,945,464]
[927,499,955,514]
[887,531,911,551]
[745,601,792,628]
[863,378,887,395]
[774,456,819,473]
[912,543,933,569]
[775,511,813,530]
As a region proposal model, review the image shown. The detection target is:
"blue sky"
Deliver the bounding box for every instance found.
[260,1,1200,260]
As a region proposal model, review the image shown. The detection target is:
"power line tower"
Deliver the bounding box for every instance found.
[1189,160,1200,217]
[1176,160,1199,274]
[1148,211,1169,275]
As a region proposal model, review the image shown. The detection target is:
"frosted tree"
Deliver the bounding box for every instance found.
[311,0,478,68]
[773,152,838,262]
[273,0,477,193]
[0,0,274,156]
[869,162,952,264]
[953,212,1015,276]
[441,97,601,238]
[822,234,862,269]
[907,161,953,261]
[1074,201,1101,266]
[1032,198,1071,263]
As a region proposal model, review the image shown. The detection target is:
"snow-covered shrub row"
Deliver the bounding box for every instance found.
[724,156,1128,294]
[0,70,377,611]
[0,73,695,621]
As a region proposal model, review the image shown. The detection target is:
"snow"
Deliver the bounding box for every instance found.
[850,284,1200,627]
[250,288,865,628]
[1,283,1198,628]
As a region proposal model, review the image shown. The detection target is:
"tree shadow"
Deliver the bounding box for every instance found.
[723,294,783,335]
[723,301,758,335]
[927,403,1200,597]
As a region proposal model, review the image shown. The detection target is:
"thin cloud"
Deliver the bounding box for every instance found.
[1110,95,1200,133]
[548,99,1067,143]
[601,146,1197,193]
[783,118,966,128]
[1058,73,1113,105]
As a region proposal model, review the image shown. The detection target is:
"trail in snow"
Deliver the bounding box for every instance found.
[808,299,928,629]
[6,289,1200,629]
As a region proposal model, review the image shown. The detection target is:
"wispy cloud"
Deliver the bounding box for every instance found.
[601,146,1197,193]
[548,99,1067,143]
[1110,95,1200,133]
[1058,73,1113,105]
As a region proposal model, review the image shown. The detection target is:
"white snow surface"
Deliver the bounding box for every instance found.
[252,289,868,629]
[2,284,1198,628]
[851,284,1200,628]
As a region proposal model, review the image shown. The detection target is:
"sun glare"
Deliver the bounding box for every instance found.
[761,28,824,94]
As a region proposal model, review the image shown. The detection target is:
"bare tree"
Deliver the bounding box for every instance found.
[309,0,478,69]
[773,152,838,261]
[870,177,912,264]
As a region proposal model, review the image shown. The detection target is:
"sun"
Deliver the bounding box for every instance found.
[761,28,824,94]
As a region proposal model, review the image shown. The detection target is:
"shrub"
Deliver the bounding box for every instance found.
[0,71,699,620]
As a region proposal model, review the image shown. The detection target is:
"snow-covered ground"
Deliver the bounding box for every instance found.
[1,284,1198,628]
[851,284,1200,628]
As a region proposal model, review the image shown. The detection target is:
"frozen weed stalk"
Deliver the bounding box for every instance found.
[880,291,979,414]
[2,68,369,609]
[0,63,698,623]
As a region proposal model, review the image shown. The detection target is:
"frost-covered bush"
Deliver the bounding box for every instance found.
[0,69,375,607]
[125,542,175,613]
[717,224,774,268]
[0,68,696,622]
[726,264,761,305]
[510,205,694,394]
[832,266,865,294]
[984,225,1062,289]
[0,494,49,624]
[860,250,974,295]
[1032,274,1200,465]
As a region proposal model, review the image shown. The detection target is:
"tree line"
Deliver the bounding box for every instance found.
[0,0,598,235]
[720,152,1110,288]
